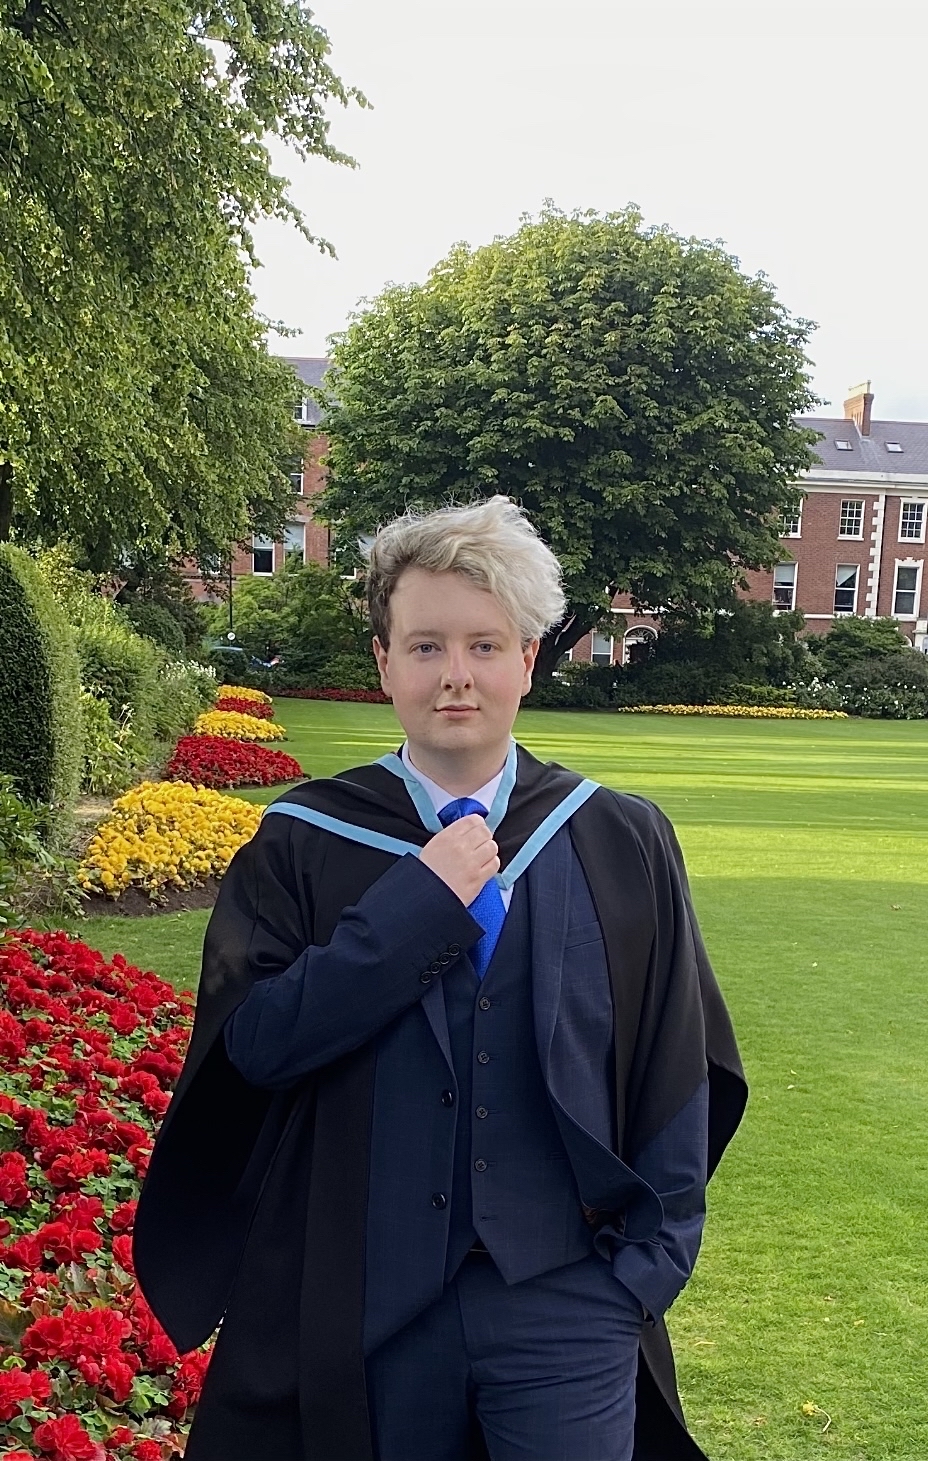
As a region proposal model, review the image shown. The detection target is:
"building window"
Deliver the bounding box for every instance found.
[839,500,864,538]
[893,563,921,618]
[591,631,614,666]
[835,439,854,451]
[885,441,904,453]
[779,506,802,538]
[253,536,274,575]
[293,398,310,423]
[772,563,797,611]
[623,627,656,666]
[283,522,305,563]
[899,501,925,543]
[833,564,859,615]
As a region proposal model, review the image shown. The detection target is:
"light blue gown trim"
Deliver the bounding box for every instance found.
[375,739,519,834]
[496,779,600,890]
[262,802,423,860]
[264,764,600,887]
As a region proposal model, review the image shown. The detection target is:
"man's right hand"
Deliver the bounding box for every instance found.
[419,815,500,907]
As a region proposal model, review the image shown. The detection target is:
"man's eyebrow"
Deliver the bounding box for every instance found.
[402,629,503,639]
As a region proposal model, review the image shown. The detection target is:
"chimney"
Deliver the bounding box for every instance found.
[844,380,874,437]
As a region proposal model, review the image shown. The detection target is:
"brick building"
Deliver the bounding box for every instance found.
[194,363,928,660]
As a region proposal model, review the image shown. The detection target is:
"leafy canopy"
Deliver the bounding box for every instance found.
[0,0,364,567]
[318,205,819,673]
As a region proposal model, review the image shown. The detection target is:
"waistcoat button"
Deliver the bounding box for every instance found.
[440,1089,455,1107]
[475,1106,488,1119]
[478,996,491,1011]
[431,1192,447,1209]
[474,1159,488,1172]
[476,1050,490,1065]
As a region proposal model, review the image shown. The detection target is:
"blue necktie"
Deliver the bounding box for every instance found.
[437,797,506,980]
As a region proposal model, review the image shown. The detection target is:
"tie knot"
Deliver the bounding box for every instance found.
[438,797,488,827]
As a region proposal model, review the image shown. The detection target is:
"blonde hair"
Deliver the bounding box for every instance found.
[366,496,566,647]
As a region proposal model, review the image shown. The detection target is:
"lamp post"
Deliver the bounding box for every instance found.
[227,550,235,643]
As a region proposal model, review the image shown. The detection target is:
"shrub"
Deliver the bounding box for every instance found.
[0,778,84,932]
[0,547,83,841]
[310,651,381,693]
[0,929,207,1456]
[809,616,912,679]
[613,660,724,708]
[78,782,261,900]
[150,660,218,745]
[214,696,274,720]
[165,736,303,789]
[524,662,612,710]
[79,695,142,798]
[78,619,162,753]
[192,710,286,741]
[839,652,928,719]
[123,602,186,655]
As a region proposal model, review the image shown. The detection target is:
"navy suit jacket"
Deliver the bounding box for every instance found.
[225,825,708,1338]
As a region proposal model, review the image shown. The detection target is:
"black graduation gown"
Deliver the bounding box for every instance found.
[134,746,747,1461]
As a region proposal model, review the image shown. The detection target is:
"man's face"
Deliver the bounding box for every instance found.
[372,568,538,765]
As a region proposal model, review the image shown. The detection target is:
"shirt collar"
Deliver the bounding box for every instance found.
[400,742,506,817]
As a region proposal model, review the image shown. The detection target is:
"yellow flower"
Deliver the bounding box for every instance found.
[194,709,287,741]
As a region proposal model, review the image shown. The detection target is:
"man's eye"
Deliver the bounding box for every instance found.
[414,644,436,654]
[475,643,496,654]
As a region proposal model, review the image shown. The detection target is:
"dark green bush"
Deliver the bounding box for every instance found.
[79,693,142,796]
[809,616,911,678]
[0,546,82,839]
[124,600,186,654]
[840,653,928,719]
[77,619,162,750]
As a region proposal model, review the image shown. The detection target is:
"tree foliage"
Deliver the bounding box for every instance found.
[318,206,819,675]
[0,0,363,567]
[808,616,913,678]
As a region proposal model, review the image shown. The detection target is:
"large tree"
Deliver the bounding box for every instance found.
[318,206,820,677]
[0,0,363,567]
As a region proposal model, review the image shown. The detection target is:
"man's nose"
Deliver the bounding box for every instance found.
[442,649,474,688]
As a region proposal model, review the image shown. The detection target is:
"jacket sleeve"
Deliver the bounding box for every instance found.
[597,1078,709,1321]
[224,849,481,1089]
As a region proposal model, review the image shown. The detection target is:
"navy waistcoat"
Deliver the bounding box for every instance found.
[443,875,594,1283]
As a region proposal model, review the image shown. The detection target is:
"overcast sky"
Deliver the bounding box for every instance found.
[251,0,928,421]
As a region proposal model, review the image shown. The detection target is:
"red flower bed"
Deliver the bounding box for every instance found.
[0,931,206,1459]
[212,696,274,720]
[274,687,389,703]
[164,736,303,790]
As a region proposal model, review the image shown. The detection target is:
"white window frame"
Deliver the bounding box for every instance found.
[283,522,306,563]
[591,631,614,667]
[293,398,312,424]
[838,499,865,539]
[892,560,922,620]
[622,626,657,665]
[252,535,275,576]
[833,563,859,616]
[289,469,304,495]
[779,506,802,538]
[898,500,926,544]
[772,562,797,612]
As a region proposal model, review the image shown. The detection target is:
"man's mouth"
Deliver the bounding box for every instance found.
[436,704,478,714]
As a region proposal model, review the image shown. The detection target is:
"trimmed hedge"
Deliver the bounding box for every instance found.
[0,546,82,839]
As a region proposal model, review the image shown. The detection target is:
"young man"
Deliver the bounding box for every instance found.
[135,497,746,1461]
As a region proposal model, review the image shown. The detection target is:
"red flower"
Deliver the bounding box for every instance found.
[130,1442,162,1461]
[214,696,274,719]
[112,1234,135,1274]
[165,734,302,790]
[108,1005,141,1037]
[0,1364,52,1419]
[33,1413,107,1461]
[0,1151,30,1206]
[35,1219,103,1265]
[110,1201,137,1233]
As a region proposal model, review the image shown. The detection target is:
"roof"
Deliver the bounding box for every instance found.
[798,415,928,475]
[280,356,330,425]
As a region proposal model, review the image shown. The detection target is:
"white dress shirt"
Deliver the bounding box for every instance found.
[400,743,513,911]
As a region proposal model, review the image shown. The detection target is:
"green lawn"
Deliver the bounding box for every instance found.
[72,702,928,1459]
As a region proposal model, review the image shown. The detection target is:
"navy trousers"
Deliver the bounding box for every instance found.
[366,1253,643,1461]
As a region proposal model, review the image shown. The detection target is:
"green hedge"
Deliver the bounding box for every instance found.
[0,546,82,838]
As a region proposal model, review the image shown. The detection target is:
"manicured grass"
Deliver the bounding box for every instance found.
[71,702,928,1458]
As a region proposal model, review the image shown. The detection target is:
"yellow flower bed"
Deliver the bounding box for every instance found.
[219,683,272,705]
[617,704,847,720]
[79,780,262,899]
[194,709,287,741]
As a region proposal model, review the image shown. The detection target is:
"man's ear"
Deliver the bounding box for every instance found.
[372,636,390,693]
[521,638,540,697]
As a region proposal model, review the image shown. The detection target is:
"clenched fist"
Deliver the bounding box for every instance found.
[419,815,500,907]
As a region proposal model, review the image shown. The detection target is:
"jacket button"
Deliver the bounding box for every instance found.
[440,1090,455,1107]
[474,1159,487,1173]
[439,952,451,965]
[419,972,432,984]
[476,1106,488,1119]
[448,943,461,956]
[476,1051,490,1065]
[478,996,491,1011]
[429,961,441,974]
[431,1192,447,1209]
